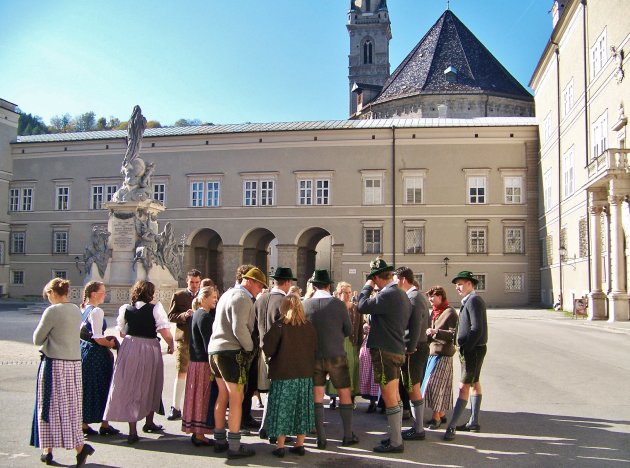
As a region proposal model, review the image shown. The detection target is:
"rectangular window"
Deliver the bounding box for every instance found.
[591,29,607,78]
[10,232,25,254]
[405,177,423,204]
[0,241,4,265]
[190,180,220,207]
[546,235,554,265]
[405,227,424,254]
[10,187,34,212]
[504,227,524,254]
[505,273,524,292]
[91,185,117,209]
[191,181,204,207]
[22,188,33,211]
[364,228,382,254]
[243,179,274,206]
[315,179,330,205]
[299,180,312,205]
[207,181,220,207]
[472,274,486,291]
[153,183,166,205]
[11,270,24,285]
[504,176,523,204]
[9,188,19,212]
[563,79,574,116]
[543,112,553,142]
[53,231,68,254]
[260,180,274,206]
[563,148,575,198]
[364,178,383,205]
[55,186,70,211]
[543,170,552,211]
[579,217,588,258]
[244,180,258,206]
[414,273,424,291]
[53,270,67,279]
[467,176,486,204]
[468,227,487,253]
[592,111,608,158]
[298,178,330,205]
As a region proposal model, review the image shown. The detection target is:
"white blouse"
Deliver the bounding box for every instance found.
[85,305,106,339]
[116,301,170,332]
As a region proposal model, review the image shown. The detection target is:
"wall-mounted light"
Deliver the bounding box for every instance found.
[442,257,450,277]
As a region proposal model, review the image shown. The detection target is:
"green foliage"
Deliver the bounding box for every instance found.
[146,120,162,128]
[17,113,49,136]
[72,111,96,132]
[49,113,72,133]
[173,118,202,127]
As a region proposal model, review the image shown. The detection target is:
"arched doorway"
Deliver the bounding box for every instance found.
[296,227,333,287]
[189,229,223,286]
[242,228,276,277]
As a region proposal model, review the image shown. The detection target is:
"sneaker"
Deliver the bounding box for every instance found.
[227,445,255,459]
[167,406,182,421]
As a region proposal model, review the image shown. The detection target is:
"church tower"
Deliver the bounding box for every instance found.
[347,0,391,117]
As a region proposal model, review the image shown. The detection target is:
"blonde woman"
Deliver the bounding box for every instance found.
[182,286,219,446]
[30,278,95,467]
[262,295,317,458]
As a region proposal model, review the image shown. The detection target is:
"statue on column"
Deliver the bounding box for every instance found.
[112,105,155,202]
[83,226,112,278]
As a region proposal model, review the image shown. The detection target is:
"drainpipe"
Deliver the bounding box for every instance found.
[391,125,397,267]
[582,0,592,289]
[553,41,564,308]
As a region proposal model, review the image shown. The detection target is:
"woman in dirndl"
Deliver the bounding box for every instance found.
[359,320,380,412]
[263,294,317,457]
[103,280,174,444]
[30,278,95,467]
[421,286,458,430]
[80,281,119,437]
[182,285,219,446]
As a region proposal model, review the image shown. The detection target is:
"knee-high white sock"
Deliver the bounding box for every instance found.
[173,378,185,410]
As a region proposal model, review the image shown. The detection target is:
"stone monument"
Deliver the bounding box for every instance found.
[81,105,182,305]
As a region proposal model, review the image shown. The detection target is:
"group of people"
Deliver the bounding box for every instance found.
[29,258,488,464]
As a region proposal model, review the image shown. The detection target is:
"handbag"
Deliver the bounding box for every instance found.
[257,350,271,392]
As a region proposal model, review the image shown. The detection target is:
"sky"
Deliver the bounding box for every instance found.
[0,0,552,127]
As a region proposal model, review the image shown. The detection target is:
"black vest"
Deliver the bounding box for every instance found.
[125,303,158,339]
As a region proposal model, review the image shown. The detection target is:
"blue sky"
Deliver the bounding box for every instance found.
[0,0,551,126]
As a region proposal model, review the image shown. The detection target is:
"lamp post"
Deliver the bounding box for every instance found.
[442,257,450,277]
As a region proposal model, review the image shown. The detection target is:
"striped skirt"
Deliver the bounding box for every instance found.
[359,336,380,398]
[421,355,453,413]
[103,336,164,422]
[80,340,114,423]
[266,378,315,438]
[182,361,214,434]
[30,357,84,449]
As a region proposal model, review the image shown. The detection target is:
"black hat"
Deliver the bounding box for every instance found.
[366,257,394,280]
[270,267,297,281]
[310,269,334,285]
[451,270,478,285]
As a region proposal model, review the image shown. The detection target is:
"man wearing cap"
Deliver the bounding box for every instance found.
[208,267,267,459]
[303,269,358,449]
[444,271,488,441]
[358,258,412,453]
[167,269,202,421]
[255,267,297,440]
[394,266,430,441]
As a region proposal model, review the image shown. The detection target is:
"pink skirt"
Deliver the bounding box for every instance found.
[181,361,213,434]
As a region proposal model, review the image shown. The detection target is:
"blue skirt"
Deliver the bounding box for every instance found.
[81,340,114,423]
[266,378,315,438]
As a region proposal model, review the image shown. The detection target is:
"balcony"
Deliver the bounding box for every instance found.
[586,148,630,187]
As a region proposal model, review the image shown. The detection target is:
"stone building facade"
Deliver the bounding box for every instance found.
[0,99,18,295]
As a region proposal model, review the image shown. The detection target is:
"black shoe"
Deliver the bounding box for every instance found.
[166,406,181,421]
[329,399,337,410]
[289,445,306,456]
[142,422,164,433]
[380,437,390,445]
[373,442,404,453]
[367,402,376,413]
[259,428,268,439]
[342,433,359,446]
[83,426,98,436]
[402,409,412,420]
[317,438,327,449]
[456,423,481,432]
[443,427,456,441]
[240,429,252,436]
[40,452,53,465]
[379,407,386,414]
[127,434,139,444]
[214,442,228,453]
[272,447,285,458]
[99,425,120,436]
[441,415,448,424]
[426,418,442,430]
[76,444,95,468]
[402,427,426,441]
[242,417,260,429]
[227,445,256,459]
[191,434,214,446]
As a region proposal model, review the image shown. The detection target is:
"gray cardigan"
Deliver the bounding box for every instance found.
[303,296,352,359]
[208,286,255,354]
[33,302,82,360]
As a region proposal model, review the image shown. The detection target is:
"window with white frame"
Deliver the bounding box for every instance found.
[0,241,4,265]
[10,232,25,254]
[11,270,24,285]
[468,226,488,254]
[9,187,34,212]
[543,112,553,142]
[241,174,276,207]
[504,176,523,204]
[363,177,383,205]
[592,111,608,158]
[363,227,382,254]
[55,186,70,211]
[90,184,117,209]
[505,273,524,292]
[414,273,424,291]
[472,274,486,291]
[563,147,575,198]
[405,227,425,254]
[207,181,220,207]
[543,169,553,211]
[467,176,486,204]
[591,29,607,78]
[244,180,258,206]
[189,178,221,207]
[404,176,424,204]
[53,231,68,254]
[153,183,166,205]
[563,79,574,116]
[504,226,525,254]
[52,270,67,279]
[297,176,331,206]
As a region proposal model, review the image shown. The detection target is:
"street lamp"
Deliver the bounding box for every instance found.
[442,257,450,277]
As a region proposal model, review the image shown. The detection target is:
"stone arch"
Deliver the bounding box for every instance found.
[188,228,223,287]
[295,227,337,287]
[241,227,277,276]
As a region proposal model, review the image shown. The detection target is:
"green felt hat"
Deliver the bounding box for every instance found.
[366,257,394,279]
[270,267,297,281]
[451,270,478,285]
[309,269,334,285]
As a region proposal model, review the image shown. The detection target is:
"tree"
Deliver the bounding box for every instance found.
[116,121,128,130]
[72,111,96,132]
[146,120,162,128]
[49,114,72,133]
[95,117,107,130]
[17,113,48,135]
[173,118,202,127]
[107,117,120,129]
